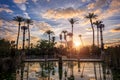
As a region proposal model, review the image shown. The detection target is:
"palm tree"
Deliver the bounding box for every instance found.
[99,24,105,51]
[78,34,84,47]
[44,30,54,43]
[68,18,78,34]
[25,19,33,49]
[85,13,97,47]
[62,30,68,47]
[21,26,28,50]
[68,18,78,47]
[62,30,67,40]
[85,13,97,80]
[13,16,24,49]
[93,20,102,47]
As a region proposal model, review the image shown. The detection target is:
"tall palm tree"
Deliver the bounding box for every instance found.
[85,13,97,80]
[21,26,28,50]
[13,16,24,49]
[25,19,33,49]
[85,13,97,47]
[99,24,105,51]
[93,20,102,47]
[44,30,54,43]
[68,18,78,47]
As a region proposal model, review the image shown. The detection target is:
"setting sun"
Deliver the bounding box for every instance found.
[74,41,81,47]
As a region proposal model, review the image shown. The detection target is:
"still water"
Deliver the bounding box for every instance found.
[17,61,113,80]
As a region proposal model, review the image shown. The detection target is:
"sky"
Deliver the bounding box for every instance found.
[0,0,120,47]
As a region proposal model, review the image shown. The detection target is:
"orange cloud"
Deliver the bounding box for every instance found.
[42,7,85,19]
[110,27,120,32]
[13,0,27,4]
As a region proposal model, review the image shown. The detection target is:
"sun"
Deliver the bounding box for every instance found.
[74,41,81,47]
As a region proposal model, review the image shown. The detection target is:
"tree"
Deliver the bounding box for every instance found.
[85,13,98,80]
[99,24,105,51]
[25,19,33,50]
[62,30,67,41]
[13,16,24,49]
[68,18,78,34]
[85,13,97,47]
[93,20,102,47]
[44,30,54,43]
[21,26,28,50]
[78,34,84,47]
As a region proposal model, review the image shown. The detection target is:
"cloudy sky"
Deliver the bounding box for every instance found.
[0,0,120,46]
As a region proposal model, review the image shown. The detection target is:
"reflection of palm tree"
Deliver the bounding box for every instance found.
[25,19,33,49]
[13,16,24,49]
[85,13,97,47]
[45,30,54,43]
[93,21,102,47]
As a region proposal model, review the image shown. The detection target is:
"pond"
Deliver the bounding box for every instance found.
[16,59,113,80]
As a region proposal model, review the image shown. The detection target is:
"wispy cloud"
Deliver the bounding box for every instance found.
[0,8,13,13]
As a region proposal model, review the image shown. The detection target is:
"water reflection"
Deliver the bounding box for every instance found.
[21,61,112,80]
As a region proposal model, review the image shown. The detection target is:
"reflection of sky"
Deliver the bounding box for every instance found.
[0,0,120,46]
[22,61,112,80]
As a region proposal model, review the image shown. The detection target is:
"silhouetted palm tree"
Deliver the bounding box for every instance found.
[68,18,78,34]
[93,20,102,47]
[59,33,62,45]
[52,36,55,43]
[21,26,28,50]
[13,16,24,49]
[99,24,105,51]
[68,18,78,47]
[62,30,67,40]
[78,34,84,47]
[25,19,33,49]
[44,30,54,43]
[62,30,68,47]
[85,13,97,47]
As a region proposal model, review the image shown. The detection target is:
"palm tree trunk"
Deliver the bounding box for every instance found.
[22,28,25,50]
[28,24,30,50]
[71,24,73,48]
[97,27,99,47]
[100,28,104,50]
[72,24,73,34]
[90,19,95,47]
[16,22,21,49]
[49,34,50,44]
